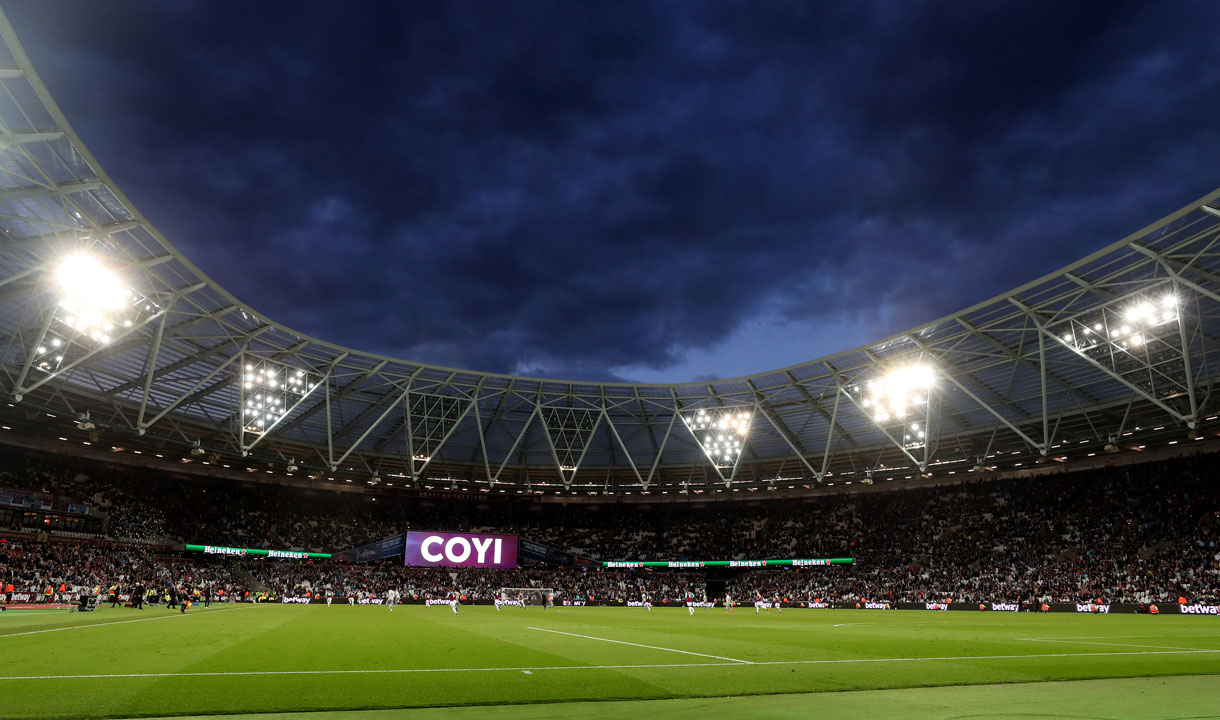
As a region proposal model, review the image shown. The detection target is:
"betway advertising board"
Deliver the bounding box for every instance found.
[403,531,518,568]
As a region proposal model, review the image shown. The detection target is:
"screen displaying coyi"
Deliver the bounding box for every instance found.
[403,531,519,568]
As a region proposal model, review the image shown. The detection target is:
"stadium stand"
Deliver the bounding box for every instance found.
[2,446,1216,607]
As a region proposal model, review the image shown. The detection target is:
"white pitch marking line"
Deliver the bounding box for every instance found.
[1019,639,1220,644]
[529,626,753,664]
[1016,637,1211,652]
[2,648,1219,681]
[0,603,262,639]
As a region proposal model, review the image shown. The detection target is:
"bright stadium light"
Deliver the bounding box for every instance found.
[54,253,133,345]
[857,363,935,451]
[240,359,317,441]
[862,364,933,423]
[26,251,158,382]
[681,406,753,469]
[55,252,127,322]
[1052,289,1192,402]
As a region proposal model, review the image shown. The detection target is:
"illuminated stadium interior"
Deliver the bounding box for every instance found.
[1,12,1220,502]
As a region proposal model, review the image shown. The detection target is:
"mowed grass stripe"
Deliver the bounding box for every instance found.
[527,625,753,663]
[0,603,263,637]
[115,675,1220,720]
[2,606,1219,720]
[3,647,1220,681]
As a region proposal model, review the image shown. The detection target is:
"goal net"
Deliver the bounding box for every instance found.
[499,587,554,607]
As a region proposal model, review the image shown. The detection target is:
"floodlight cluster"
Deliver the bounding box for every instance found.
[682,407,752,465]
[853,363,934,450]
[857,364,933,423]
[38,253,148,374]
[241,360,315,434]
[1060,293,1179,353]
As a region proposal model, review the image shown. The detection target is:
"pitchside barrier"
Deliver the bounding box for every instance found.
[5,592,1215,614]
[265,597,1218,613]
[0,592,250,606]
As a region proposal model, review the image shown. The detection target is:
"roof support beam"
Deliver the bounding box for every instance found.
[1010,298,1192,425]
[0,179,102,204]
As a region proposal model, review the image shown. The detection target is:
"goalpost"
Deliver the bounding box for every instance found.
[500,587,554,607]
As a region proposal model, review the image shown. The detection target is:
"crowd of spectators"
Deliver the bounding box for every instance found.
[0,539,248,599]
[1,446,1217,606]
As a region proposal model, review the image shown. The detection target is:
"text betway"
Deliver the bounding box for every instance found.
[1076,603,1110,613]
[1178,603,1219,615]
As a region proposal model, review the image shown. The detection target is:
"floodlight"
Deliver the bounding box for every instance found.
[56,253,127,322]
[240,358,318,439]
[859,363,935,450]
[681,405,754,469]
[862,363,934,418]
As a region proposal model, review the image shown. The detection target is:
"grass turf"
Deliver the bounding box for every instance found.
[2,603,1218,719]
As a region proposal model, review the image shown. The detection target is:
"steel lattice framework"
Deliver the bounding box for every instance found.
[1,11,1219,497]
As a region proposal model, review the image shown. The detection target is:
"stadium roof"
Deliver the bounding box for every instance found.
[1,11,1219,497]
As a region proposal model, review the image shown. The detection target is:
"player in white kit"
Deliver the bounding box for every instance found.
[448,590,459,615]
[386,588,398,612]
[724,593,734,613]
[642,593,652,612]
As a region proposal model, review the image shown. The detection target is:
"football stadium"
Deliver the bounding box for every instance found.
[1,6,1219,720]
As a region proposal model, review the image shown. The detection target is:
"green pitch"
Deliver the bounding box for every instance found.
[2,603,1219,719]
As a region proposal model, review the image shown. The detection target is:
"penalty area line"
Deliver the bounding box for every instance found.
[2,648,1219,681]
[528,625,753,664]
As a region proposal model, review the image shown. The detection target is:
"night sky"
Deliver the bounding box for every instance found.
[7,1,1220,382]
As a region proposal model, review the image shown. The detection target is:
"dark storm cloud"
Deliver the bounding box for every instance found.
[6,1,1220,381]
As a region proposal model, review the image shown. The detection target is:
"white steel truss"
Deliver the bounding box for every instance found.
[0,11,1219,496]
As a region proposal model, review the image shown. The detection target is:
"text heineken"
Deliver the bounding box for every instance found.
[600,558,853,568]
[185,544,331,559]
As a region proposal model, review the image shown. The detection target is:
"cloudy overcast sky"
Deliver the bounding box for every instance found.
[6,1,1220,382]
